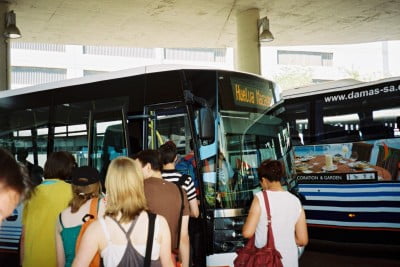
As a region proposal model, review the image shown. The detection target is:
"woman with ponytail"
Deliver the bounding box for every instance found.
[56,166,105,267]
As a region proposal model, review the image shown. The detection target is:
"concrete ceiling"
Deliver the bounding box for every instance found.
[8,0,400,47]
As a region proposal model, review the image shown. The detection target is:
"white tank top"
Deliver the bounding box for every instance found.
[255,190,302,267]
[99,215,161,267]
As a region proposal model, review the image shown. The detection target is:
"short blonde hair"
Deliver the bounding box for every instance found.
[105,156,147,223]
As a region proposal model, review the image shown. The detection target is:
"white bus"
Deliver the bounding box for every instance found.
[270,76,400,247]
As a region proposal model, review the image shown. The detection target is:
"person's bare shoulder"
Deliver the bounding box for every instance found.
[86,219,102,233]
[157,214,169,228]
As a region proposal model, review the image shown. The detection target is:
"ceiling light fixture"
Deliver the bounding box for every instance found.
[258,16,274,42]
[4,10,21,39]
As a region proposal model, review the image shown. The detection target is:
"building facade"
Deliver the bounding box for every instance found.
[261,40,400,90]
[10,43,234,89]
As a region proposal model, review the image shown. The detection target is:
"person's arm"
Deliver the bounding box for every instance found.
[72,221,101,267]
[158,216,174,267]
[185,176,199,218]
[179,215,190,267]
[295,208,308,246]
[55,220,65,267]
[188,198,199,218]
[242,197,260,238]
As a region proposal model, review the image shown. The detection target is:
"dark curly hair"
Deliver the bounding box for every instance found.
[257,159,284,182]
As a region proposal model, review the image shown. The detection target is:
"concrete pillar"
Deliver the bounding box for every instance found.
[0,3,10,90]
[235,8,261,75]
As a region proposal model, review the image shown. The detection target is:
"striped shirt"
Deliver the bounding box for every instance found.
[162,169,197,201]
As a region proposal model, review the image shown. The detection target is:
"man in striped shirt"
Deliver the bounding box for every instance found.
[159,141,199,218]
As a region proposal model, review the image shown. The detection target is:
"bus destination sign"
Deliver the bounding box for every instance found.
[231,77,273,109]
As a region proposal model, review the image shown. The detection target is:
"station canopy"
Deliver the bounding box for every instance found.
[10,0,400,47]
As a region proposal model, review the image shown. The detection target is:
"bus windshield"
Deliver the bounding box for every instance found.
[213,110,294,209]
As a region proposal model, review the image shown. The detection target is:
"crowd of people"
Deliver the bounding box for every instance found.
[0,143,308,267]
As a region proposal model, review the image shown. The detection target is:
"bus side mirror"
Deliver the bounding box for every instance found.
[198,107,215,144]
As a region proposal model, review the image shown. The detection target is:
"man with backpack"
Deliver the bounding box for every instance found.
[175,150,199,195]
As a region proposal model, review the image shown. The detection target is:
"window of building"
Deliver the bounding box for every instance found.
[11,66,67,85]
[11,42,66,52]
[277,50,333,66]
[164,48,226,62]
[83,46,155,58]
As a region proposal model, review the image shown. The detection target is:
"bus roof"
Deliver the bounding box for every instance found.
[281,76,400,99]
[0,64,227,99]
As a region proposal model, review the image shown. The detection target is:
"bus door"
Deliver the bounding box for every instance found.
[145,103,193,156]
[145,102,212,265]
[88,97,129,184]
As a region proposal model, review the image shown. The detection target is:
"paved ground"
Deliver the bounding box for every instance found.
[299,239,400,267]
[2,239,400,266]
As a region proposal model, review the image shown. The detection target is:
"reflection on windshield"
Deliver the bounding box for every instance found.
[213,111,294,209]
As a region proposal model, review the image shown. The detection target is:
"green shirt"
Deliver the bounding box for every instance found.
[59,214,82,267]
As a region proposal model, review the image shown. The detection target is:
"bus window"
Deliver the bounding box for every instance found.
[215,111,294,209]
[147,106,191,157]
[371,107,400,138]
[147,119,166,150]
[0,107,49,167]
[322,112,360,143]
[94,120,127,181]
[277,102,310,145]
[88,97,129,183]
[32,126,48,167]
[54,103,90,166]
[54,124,87,165]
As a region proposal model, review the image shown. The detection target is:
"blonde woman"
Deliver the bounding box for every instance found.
[56,166,104,267]
[72,157,174,267]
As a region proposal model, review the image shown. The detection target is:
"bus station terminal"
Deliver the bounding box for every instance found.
[0,1,400,266]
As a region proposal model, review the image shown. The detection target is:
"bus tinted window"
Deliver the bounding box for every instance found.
[54,103,90,166]
[322,112,360,143]
[0,107,50,167]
